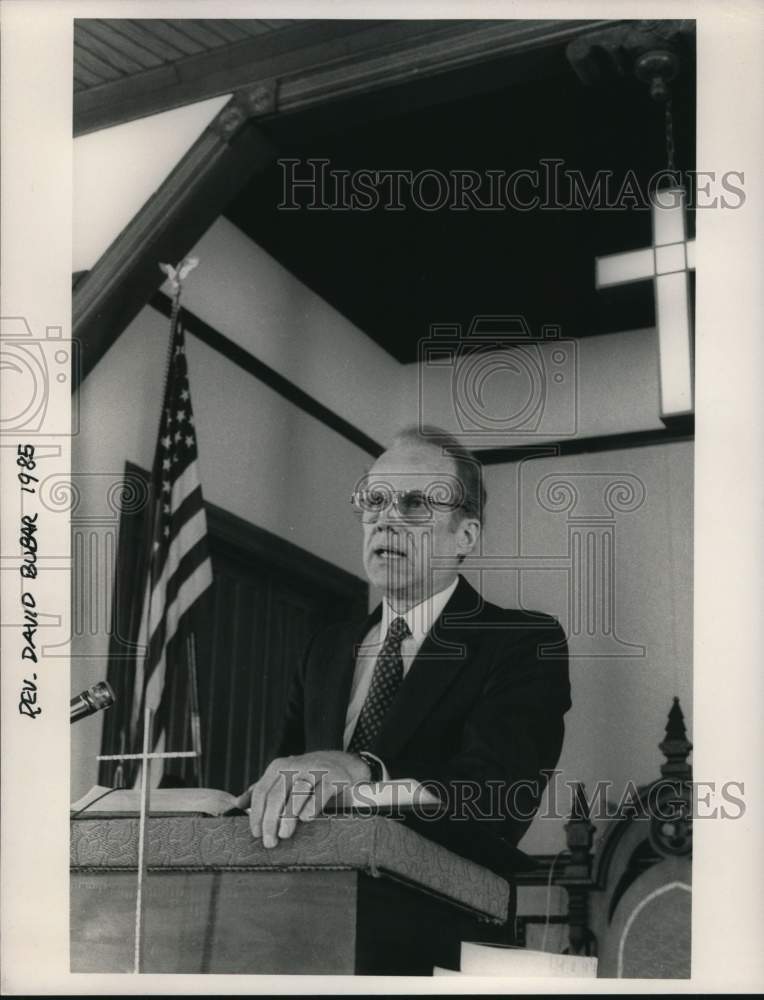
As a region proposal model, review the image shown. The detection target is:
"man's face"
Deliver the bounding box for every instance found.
[357,443,480,606]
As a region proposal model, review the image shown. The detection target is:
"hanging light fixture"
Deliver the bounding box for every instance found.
[569,21,695,425]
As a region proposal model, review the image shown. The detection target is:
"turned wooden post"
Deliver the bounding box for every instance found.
[562,782,596,955]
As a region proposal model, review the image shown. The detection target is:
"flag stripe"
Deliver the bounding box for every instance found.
[140,545,212,692]
[169,487,206,537]
[131,554,212,747]
[164,561,213,646]
[154,475,205,578]
[171,463,203,513]
[163,543,211,616]
[148,508,209,635]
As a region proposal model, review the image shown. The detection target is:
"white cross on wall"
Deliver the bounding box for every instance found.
[595,185,695,419]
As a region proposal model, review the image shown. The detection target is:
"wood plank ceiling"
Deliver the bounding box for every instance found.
[74,19,296,91]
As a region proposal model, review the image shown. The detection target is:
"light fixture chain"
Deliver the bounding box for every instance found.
[665,97,677,174]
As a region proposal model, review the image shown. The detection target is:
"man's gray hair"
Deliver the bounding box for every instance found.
[390,425,486,525]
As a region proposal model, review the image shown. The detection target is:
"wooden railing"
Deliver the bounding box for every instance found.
[512,698,693,958]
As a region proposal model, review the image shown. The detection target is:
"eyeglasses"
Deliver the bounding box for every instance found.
[350,485,463,521]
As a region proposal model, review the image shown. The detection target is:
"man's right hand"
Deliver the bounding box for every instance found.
[235,750,371,848]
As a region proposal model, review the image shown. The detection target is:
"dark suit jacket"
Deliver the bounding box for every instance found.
[274,575,571,867]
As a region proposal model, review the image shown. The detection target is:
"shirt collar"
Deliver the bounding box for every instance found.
[380,575,460,645]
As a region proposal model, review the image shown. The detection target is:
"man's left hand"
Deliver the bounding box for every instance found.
[235,751,371,848]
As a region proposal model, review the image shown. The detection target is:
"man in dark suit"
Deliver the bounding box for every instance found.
[238,426,570,866]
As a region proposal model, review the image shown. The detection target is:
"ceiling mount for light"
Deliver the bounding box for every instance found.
[566,19,694,90]
[634,49,681,103]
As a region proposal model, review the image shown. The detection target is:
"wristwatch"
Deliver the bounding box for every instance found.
[357,750,384,783]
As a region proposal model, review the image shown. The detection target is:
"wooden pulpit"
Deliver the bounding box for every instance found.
[71,814,511,975]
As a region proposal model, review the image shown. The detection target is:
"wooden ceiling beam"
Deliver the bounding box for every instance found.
[72,92,276,383]
[74,19,618,137]
[275,19,617,116]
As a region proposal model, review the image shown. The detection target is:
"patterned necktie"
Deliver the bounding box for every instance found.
[348,616,411,752]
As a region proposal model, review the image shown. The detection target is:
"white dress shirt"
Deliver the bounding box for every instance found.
[342,576,460,752]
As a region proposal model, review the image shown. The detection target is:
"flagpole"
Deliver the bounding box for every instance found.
[133,708,153,973]
[186,631,203,787]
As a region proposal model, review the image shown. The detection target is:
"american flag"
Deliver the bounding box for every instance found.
[129,303,213,782]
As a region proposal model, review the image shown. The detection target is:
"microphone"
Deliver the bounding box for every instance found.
[70,681,116,724]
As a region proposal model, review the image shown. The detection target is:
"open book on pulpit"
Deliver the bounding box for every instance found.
[71,779,440,818]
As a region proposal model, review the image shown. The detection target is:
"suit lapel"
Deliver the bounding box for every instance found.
[319,605,382,749]
[373,576,484,762]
